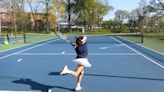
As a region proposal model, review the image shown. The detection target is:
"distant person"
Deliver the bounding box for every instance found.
[60,35,91,91]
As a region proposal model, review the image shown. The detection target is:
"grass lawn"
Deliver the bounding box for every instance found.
[120,32,164,54]
[139,32,164,54]
[139,37,164,54]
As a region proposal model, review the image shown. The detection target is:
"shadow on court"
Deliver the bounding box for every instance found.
[12,78,75,92]
[48,72,61,76]
[49,71,164,81]
[84,74,164,81]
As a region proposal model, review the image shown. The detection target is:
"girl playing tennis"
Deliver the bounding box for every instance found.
[60,35,91,91]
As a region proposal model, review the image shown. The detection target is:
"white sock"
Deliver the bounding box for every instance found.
[77,83,81,87]
[67,69,72,74]
[64,66,71,74]
[75,83,82,91]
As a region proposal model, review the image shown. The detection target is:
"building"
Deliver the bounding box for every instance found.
[0,12,47,30]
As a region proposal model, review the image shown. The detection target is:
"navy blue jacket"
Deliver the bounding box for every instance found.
[75,43,88,59]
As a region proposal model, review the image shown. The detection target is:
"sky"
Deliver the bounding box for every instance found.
[103,0,151,20]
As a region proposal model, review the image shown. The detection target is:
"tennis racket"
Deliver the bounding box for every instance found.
[55,31,74,45]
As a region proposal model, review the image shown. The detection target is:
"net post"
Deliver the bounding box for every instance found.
[23,33,26,43]
[141,32,144,43]
[6,34,10,43]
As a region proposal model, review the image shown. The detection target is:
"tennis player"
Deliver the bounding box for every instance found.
[60,35,91,91]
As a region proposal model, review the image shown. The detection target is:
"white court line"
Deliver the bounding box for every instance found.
[99,44,124,49]
[15,53,139,56]
[0,39,59,60]
[111,37,164,69]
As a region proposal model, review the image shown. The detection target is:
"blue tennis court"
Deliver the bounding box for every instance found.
[0,36,164,92]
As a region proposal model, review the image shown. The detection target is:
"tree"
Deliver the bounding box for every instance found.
[149,0,164,11]
[42,0,51,33]
[148,0,164,32]
[138,0,148,33]
[156,0,164,9]
[85,0,98,29]
[27,0,43,32]
[74,0,111,31]
[128,9,141,32]
[64,0,77,32]
[115,10,129,30]
[102,20,114,29]
[73,0,86,31]
[96,1,111,30]
[49,0,65,32]
[13,0,28,33]
[1,0,27,42]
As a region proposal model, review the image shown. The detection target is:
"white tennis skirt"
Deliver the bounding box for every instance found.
[73,58,91,68]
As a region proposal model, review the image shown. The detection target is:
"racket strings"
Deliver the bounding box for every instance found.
[56,31,71,43]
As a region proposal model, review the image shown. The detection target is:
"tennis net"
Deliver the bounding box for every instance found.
[84,33,143,44]
[23,33,55,43]
[46,32,143,44]
[1,32,143,44]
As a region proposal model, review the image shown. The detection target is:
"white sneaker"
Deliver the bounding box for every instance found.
[75,85,82,91]
[48,89,52,92]
[60,65,68,75]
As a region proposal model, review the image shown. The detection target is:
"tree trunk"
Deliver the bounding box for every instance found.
[0,13,1,34]
[68,0,71,33]
[82,0,86,32]
[46,0,50,33]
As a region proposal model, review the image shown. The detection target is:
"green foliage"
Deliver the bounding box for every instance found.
[74,0,111,30]
[111,24,129,33]
[16,14,29,32]
[121,25,129,33]
[35,20,45,33]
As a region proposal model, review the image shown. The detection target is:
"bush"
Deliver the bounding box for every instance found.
[111,25,129,33]
[121,25,129,33]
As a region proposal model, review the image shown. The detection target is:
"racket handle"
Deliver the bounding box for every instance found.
[71,43,77,48]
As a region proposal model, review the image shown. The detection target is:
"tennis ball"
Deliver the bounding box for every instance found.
[4,41,9,45]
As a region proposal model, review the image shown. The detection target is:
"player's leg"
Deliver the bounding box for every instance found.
[60,65,84,77]
[70,65,84,77]
[75,70,84,91]
[60,65,85,91]
[77,70,84,85]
